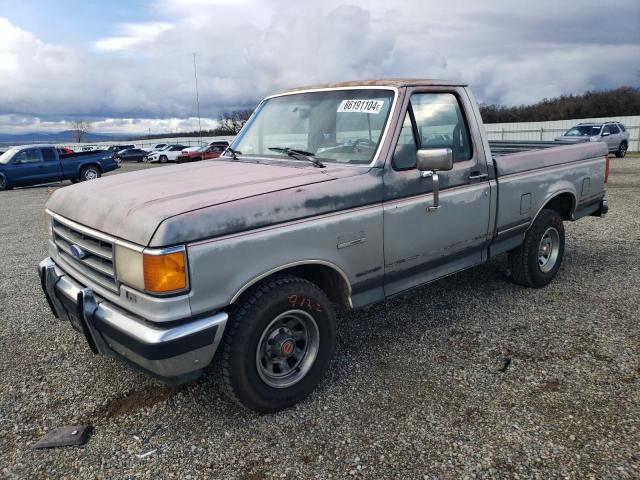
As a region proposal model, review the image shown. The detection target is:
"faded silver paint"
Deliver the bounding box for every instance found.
[39,80,608,383]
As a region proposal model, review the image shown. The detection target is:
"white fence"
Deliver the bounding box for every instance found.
[485,115,640,152]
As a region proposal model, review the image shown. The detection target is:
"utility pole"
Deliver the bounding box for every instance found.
[193,52,203,145]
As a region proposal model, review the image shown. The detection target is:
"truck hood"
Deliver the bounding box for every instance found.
[47,159,355,246]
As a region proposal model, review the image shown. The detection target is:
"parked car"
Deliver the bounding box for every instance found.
[176,142,228,163]
[56,147,75,156]
[556,122,629,157]
[114,148,150,163]
[80,145,100,152]
[107,144,136,153]
[39,79,609,413]
[147,144,186,163]
[0,144,119,190]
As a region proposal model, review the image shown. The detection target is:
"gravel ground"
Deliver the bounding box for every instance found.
[0,157,638,479]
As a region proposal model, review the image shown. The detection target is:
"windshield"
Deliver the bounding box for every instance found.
[0,148,18,164]
[229,89,394,165]
[564,125,601,136]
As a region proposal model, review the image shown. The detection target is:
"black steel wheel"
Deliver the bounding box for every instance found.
[220,274,336,413]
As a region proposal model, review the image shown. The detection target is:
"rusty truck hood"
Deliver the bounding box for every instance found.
[46,159,374,246]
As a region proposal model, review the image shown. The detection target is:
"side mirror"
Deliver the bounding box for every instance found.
[416,148,453,174]
[415,148,453,213]
[601,132,610,137]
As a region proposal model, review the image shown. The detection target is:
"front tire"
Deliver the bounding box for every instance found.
[160,155,168,163]
[508,209,565,288]
[79,165,101,182]
[615,141,627,158]
[0,176,10,190]
[220,274,336,413]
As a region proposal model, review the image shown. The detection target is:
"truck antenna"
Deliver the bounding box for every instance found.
[193,52,203,146]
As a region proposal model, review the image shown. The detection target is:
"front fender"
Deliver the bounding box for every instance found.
[185,204,384,315]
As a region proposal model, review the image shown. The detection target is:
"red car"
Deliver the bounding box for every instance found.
[56,147,75,156]
[176,142,229,163]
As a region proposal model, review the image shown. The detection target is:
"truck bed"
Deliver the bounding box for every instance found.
[489,141,608,257]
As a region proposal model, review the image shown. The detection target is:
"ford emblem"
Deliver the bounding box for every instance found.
[70,244,88,260]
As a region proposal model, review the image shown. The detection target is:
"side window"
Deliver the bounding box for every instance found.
[609,124,620,134]
[602,125,611,134]
[411,93,472,161]
[14,149,42,164]
[392,113,418,170]
[618,123,626,132]
[41,148,56,161]
[392,93,473,170]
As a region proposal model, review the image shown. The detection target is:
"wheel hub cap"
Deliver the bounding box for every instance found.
[538,227,560,273]
[256,310,320,389]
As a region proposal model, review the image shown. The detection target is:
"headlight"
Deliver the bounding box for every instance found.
[115,243,188,294]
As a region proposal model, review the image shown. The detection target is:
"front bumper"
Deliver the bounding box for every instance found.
[38,257,228,383]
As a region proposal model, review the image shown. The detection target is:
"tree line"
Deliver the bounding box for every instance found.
[479,87,640,124]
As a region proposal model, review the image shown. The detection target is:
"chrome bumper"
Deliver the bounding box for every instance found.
[38,257,227,383]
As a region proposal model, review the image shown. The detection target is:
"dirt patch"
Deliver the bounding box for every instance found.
[92,385,180,420]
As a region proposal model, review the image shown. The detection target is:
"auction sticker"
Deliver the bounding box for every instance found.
[337,99,385,114]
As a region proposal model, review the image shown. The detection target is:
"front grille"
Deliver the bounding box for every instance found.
[51,215,118,292]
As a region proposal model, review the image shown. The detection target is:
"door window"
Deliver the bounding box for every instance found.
[41,148,56,161]
[602,125,611,134]
[14,149,42,164]
[608,124,620,134]
[392,93,472,170]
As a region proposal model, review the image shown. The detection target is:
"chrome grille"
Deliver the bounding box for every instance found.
[51,214,118,292]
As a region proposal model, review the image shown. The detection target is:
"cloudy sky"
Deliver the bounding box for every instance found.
[0,0,638,134]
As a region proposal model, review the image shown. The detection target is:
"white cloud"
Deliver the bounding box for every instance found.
[94,22,174,52]
[0,0,639,134]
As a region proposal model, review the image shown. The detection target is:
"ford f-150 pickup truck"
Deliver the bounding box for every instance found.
[39,79,609,413]
[0,144,119,190]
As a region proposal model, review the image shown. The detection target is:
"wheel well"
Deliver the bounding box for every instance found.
[81,163,101,172]
[541,192,575,221]
[234,263,352,308]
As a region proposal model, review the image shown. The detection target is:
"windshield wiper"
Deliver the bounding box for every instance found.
[226,147,242,160]
[268,147,325,168]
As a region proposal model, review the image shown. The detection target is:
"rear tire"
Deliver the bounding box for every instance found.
[508,209,565,288]
[80,165,101,182]
[615,141,627,158]
[220,274,336,413]
[0,176,8,190]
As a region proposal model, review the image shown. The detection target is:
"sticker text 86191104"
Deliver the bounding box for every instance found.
[337,99,385,114]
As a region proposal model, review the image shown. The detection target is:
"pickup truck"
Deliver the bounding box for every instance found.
[38,79,609,413]
[0,144,119,190]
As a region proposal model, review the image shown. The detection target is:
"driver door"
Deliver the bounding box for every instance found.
[382,88,493,296]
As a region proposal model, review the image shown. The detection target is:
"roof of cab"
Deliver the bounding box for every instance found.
[9,144,56,150]
[275,78,467,95]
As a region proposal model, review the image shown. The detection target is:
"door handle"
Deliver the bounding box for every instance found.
[469,172,488,181]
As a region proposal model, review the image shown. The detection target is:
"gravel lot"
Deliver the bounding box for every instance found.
[1,157,639,479]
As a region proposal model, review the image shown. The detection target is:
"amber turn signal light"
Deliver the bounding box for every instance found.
[143,251,187,293]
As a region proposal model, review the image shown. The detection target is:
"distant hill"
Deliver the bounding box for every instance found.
[0,130,129,146]
[480,86,640,123]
